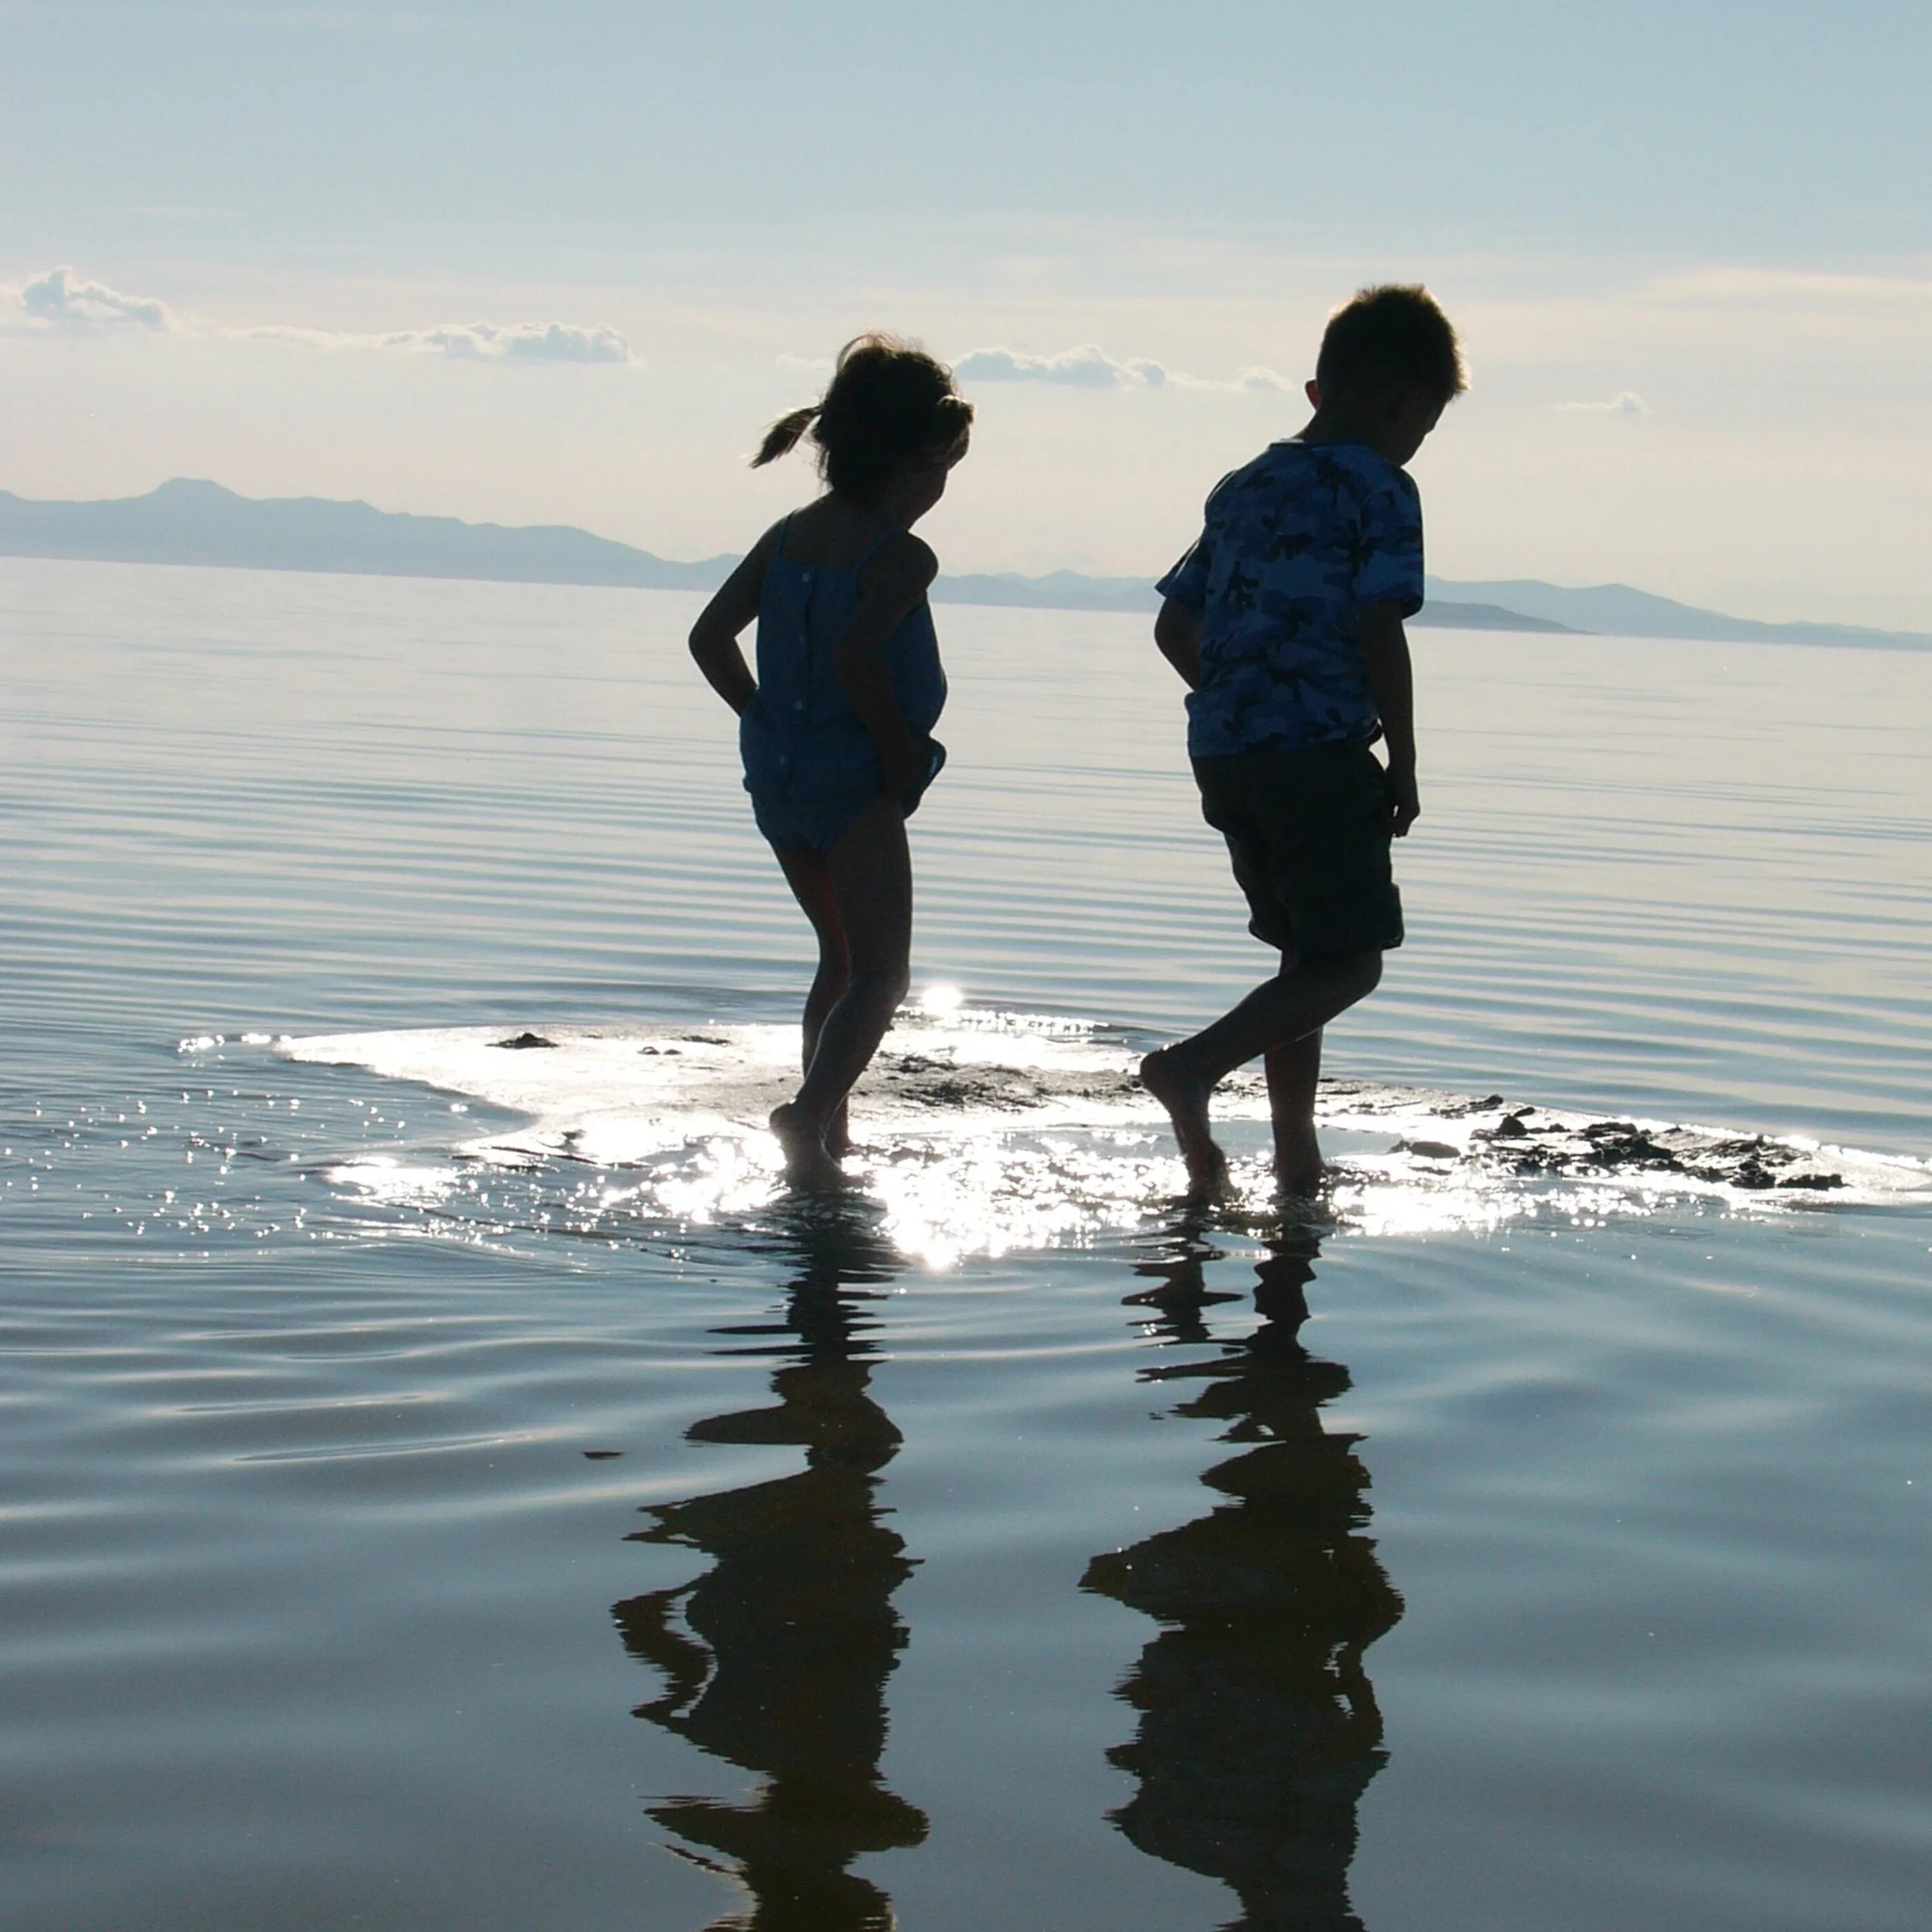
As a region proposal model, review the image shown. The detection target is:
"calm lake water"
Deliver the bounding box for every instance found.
[3,555,1930,1931]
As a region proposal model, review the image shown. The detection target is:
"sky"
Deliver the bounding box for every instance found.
[4,0,1931,623]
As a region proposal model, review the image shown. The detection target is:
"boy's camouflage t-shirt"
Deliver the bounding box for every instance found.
[1156,440,1423,758]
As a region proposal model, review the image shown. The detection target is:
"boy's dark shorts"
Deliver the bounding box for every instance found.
[1192,738,1404,960]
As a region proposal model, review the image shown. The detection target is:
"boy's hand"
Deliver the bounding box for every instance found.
[1359,606,1419,835]
[1383,762,1421,837]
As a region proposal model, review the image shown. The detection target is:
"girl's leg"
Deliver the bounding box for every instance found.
[771,843,853,1155]
[770,796,911,1176]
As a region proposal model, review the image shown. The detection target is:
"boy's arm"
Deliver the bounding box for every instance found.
[833,533,940,802]
[1359,602,1420,836]
[1154,598,1204,689]
[687,529,779,716]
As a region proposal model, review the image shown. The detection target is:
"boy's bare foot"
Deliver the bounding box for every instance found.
[1272,1161,1327,1201]
[1140,1047,1232,1198]
[1272,1127,1326,1201]
[769,1102,847,1189]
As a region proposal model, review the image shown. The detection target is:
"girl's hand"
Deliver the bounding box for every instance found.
[880,738,925,806]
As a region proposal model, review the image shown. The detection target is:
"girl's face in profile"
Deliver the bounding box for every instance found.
[900,432,970,522]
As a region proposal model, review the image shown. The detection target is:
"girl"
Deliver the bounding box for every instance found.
[689,335,973,1184]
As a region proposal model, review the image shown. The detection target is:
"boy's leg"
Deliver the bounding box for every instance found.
[1142,952,1381,1194]
[771,795,912,1178]
[1180,950,1381,1087]
[1265,1024,1323,1196]
[1149,742,1398,1195]
[772,843,853,1154]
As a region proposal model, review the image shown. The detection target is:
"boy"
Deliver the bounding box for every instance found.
[1141,284,1465,1196]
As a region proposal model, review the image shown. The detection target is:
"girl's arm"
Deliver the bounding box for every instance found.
[687,526,781,716]
[834,533,940,802]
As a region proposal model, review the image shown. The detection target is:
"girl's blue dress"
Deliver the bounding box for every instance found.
[738,522,948,852]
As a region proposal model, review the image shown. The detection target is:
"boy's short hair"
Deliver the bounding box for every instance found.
[1316,285,1466,404]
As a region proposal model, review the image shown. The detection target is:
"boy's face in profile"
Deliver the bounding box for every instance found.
[1304,377,1448,467]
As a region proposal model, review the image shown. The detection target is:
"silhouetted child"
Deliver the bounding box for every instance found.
[689,335,972,1184]
[1141,286,1466,1196]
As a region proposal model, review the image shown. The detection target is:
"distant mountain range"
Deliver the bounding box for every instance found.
[1414,576,1931,649]
[0,476,733,592]
[2,479,1924,650]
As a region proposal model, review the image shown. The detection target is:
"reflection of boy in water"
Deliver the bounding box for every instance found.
[1083,1228,1402,1931]
[613,1225,925,1931]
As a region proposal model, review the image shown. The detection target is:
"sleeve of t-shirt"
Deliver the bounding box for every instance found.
[1155,531,1213,611]
[1354,468,1425,616]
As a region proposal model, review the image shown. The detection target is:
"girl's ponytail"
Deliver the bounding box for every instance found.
[752,405,820,470]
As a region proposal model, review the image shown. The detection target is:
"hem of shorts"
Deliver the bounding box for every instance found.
[1250,923,1406,959]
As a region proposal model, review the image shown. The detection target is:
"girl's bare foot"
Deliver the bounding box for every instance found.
[1139,1047,1232,1198]
[769,1102,847,1189]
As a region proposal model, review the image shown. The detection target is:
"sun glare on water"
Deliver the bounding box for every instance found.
[270,1015,1927,1266]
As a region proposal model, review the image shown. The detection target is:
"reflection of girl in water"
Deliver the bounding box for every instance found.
[613,1217,925,1931]
[1083,1225,1402,1932]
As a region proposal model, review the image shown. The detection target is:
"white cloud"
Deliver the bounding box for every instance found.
[1656,267,1932,308]
[6,265,175,333]
[954,342,1292,394]
[3,265,631,365]
[1554,390,1651,415]
[244,319,631,363]
[395,321,631,364]
[955,343,1161,387]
